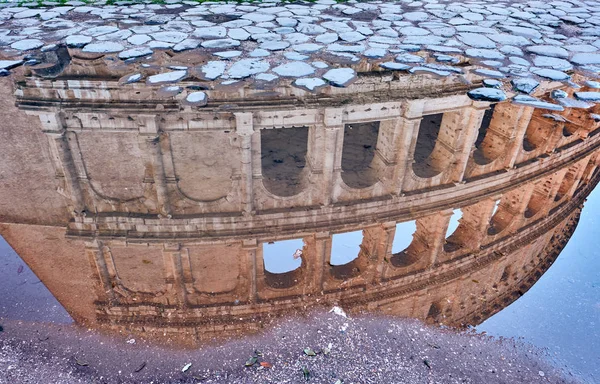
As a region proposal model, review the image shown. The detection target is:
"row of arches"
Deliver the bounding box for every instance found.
[262,155,593,289]
[259,99,559,199]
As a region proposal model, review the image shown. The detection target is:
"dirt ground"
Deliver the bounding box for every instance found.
[0,310,580,384]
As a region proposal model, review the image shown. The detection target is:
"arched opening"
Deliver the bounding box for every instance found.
[426,301,443,323]
[261,126,308,197]
[522,113,558,152]
[555,166,578,201]
[391,220,417,254]
[563,124,578,137]
[444,209,464,252]
[413,113,442,177]
[487,205,511,236]
[500,265,512,283]
[340,121,380,189]
[412,112,458,178]
[390,220,419,267]
[524,190,545,218]
[472,104,501,165]
[330,230,363,279]
[263,239,304,289]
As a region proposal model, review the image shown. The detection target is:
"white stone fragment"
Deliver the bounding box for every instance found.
[66,35,92,48]
[151,31,188,43]
[201,61,227,80]
[201,39,241,49]
[10,39,44,51]
[574,92,600,101]
[147,70,187,84]
[119,47,153,59]
[228,59,270,79]
[128,34,151,45]
[512,95,564,111]
[82,42,124,53]
[294,77,326,91]
[184,91,207,106]
[0,60,22,70]
[323,68,356,87]
[256,73,278,82]
[273,62,315,77]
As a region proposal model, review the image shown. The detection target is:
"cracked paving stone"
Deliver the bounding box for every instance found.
[323,67,356,87]
[395,53,425,63]
[201,39,241,49]
[526,45,569,58]
[511,78,540,94]
[10,39,44,51]
[273,62,314,77]
[512,95,564,111]
[65,35,91,48]
[150,31,188,43]
[465,48,505,60]
[294,77,326,91]
[533,56,573,71]
[380,62,411,71]
[183,91,208,107]
[259,41,290,51]
[574,92,600,101]
[473,68,505,78]
[201,61,226,80]
[147,70,187,85]
[81,41,124,53]
[531,67,570,81]
[228,58,270,79]
[119,47,153,59]
[467,87,507,102]
[157,85,183,97]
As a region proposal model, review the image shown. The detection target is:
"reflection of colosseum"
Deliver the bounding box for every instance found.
[2,59,600,339]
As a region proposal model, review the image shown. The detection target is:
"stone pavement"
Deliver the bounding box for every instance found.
[0,0,599,110]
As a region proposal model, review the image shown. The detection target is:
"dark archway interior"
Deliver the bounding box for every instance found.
[341,121,380,189]
[261,126,308,197]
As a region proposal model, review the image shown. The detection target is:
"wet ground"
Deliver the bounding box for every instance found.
[0,312,578,384]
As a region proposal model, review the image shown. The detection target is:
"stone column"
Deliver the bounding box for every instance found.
[453,105,488,182]
[306,231,329,293]
[48,130,87,215]
[164,243,186,308]
[241,239,258,303]
[506,106,535,168]
[322,108,344,205]
[235,112,254,215]
[84,239,115,303]
[144,134,171,217]
[363,222,395,285]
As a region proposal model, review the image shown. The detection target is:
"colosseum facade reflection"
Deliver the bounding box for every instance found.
[2,57,600,340]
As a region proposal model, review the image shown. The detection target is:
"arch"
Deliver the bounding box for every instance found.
[330,230,363,279]
[391,220,417,254]
[340,121,381,189]
[487,203,512,236]
[260,126,309,197]
[555,165,579,201]
[426,301,443,323]
[263,239,304,289]
[444,209,466,253]
[522,113,558,152]
[500,265,512,283]
[525,178,553,218]
[412,112,459,178]
[472,104,503,165]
